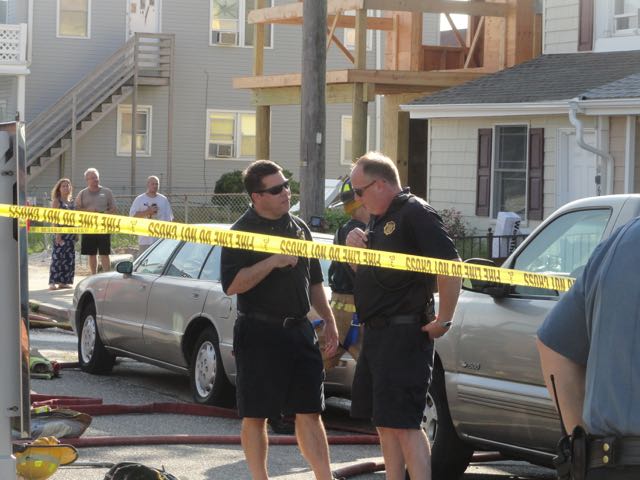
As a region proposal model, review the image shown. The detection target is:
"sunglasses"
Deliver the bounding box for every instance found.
[255,180,290,195]
[353,180,376,197]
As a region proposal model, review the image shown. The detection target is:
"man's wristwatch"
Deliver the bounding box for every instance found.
[437,321,453,329]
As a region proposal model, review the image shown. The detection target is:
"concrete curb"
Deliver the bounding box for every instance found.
[30,300,70,324]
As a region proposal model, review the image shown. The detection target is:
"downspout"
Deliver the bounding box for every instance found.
[568,98,612,196]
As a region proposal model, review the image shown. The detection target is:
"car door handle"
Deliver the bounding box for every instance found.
[191,292,200,299]
[139,285,146,290]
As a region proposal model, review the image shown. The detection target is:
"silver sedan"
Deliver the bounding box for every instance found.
[70,229,349,407]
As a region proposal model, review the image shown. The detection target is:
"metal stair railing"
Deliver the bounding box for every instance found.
[26,33,174,170]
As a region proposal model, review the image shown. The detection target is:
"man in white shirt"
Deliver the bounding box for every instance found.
[129,176,174,256]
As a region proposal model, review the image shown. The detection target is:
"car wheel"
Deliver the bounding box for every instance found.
[189,328,234,407]
[78,302,115,374]
[423,363,474,480]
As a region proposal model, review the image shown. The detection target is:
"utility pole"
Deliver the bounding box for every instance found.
[299,0,326,222]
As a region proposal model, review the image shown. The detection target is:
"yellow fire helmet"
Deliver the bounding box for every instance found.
[15,437,78,480]
[330,177,362,215]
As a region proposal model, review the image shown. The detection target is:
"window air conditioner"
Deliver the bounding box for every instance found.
[213,143,234,158]
[213,31,238,46]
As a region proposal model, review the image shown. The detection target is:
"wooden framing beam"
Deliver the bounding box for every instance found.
[327,11,356,63]
[464,16,484,68]
[249,0,364,24]
[248,0,508,25]
[250,13,393,30]
[327,10,341,48]
[444,13,467,49]
[234,68,489,92]
[329,32,356,63]
[363,0,509,17]
[252,84,375,106]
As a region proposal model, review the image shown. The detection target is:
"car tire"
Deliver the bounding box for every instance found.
[189,328,234,407]
[423,363,474,480]
[78,302,115,374]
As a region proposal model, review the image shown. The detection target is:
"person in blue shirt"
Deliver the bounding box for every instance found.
[537,217,640,479]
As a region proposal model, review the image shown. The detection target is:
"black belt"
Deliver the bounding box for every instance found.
[364,314,424,329]
[588,436,640,469]
[239,312,308,328]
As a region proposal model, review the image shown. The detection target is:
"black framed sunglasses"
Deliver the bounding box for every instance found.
[353,180,376,197]
[255,180,290,195]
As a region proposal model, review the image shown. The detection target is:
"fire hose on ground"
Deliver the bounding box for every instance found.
[28,385,503,479]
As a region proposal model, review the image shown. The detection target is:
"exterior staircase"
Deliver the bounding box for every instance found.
[26,33,174,179]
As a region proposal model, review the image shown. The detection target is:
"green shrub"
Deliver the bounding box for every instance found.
[323,208,350,234]
[439,208,472,238]
[214,169,300,194]
[214,170,243,193]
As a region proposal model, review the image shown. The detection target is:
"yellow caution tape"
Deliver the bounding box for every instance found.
[28,226,97,234]
[0,204,575,292]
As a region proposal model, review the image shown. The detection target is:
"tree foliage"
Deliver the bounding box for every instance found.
[214,169,300,194]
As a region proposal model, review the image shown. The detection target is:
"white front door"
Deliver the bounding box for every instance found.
[126,0,161,38]
[558,129,598,206]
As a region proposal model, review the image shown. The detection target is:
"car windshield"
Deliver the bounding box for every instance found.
[513,208,611,277]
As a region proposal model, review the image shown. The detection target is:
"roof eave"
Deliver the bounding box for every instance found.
[402,101,570,119]
[577,97,640,115]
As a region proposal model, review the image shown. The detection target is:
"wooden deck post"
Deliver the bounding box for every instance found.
[351,7,368,162]
[254,0,270,160]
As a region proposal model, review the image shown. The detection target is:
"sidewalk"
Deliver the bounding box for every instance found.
[28,251,132,323]
[28,251,87,323]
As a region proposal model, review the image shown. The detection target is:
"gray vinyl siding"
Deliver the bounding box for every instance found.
[1,1,9,23]
[0,76,16,122]
[543,0,579,54]
[26,0,379,195]
[26,0,125,120]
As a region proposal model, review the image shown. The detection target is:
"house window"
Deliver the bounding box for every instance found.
[341,115,370,165]
[57,0,90,38]
[210,0,273,47]
[476,126,544,220]
[207,110,257,159]
[117,105,152,156]
[613,0,640,33]
[343,10,373,51]
[492,126,528,217]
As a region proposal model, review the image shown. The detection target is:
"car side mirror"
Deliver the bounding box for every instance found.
[116,261,133,276]
[461,258,509,298]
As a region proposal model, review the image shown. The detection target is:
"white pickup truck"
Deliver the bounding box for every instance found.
[428,194,640,479]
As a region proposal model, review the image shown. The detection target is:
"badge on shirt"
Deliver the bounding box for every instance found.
[296,229,306,240]
[384,221,396,236]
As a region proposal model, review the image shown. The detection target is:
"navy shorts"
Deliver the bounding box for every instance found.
[351,322,434,428]
[233,315,325,418]
[81,234,111,255]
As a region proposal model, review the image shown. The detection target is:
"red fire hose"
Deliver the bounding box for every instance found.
[31,392,501,478]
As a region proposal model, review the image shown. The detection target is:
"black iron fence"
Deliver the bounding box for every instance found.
[453,231,529,264]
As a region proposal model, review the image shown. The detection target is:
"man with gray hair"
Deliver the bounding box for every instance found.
[129,175,174,256]
[346,151,461,480]
[75,168,117,274]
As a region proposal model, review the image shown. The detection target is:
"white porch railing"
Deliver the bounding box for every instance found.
[0,23,27,64]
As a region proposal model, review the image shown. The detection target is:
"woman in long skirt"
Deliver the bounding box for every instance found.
[48,178,76,290]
